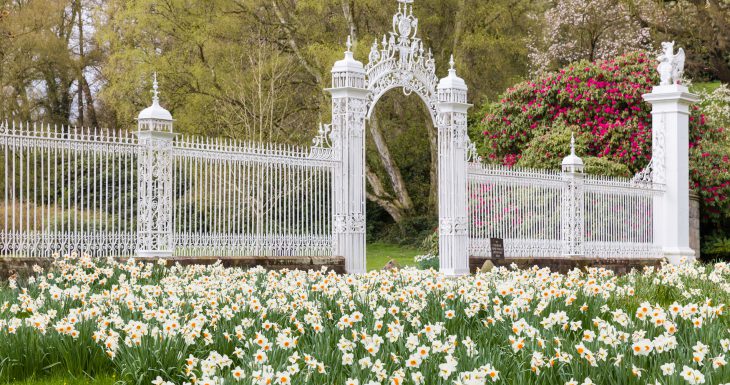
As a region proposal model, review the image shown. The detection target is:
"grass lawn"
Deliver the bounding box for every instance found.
[366,242,421,271]
[4,375,116,385]
[691,80,722,93]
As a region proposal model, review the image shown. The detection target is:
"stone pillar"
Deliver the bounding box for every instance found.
[136,74,175,258]
[643,84,699,264]
[437,56,471,276]
[326,38,369,273]
[560,134,585,256]
[689,192,701,259]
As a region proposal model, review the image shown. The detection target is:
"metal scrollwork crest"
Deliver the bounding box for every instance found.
[365,0,439,122]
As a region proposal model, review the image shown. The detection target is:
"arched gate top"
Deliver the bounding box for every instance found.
[364,0,439,122]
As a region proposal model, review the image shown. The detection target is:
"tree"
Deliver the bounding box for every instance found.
[0,0,102,126]
[527,0,652,73]
[96,0,542,231]
[628,0,730,83]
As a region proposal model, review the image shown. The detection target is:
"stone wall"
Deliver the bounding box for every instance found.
[689,192,701,259]
[1,256,345,281]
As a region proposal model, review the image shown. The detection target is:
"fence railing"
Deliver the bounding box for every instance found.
[467,162,662,259]
[0,121,668,262]
[467,164,563,257]
[172,137,335,256]
[0,122,138,257]
[583,174,659,258]
[0,121,335,258]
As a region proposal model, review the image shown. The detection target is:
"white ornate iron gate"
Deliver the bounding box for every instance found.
[0,0,698,272]
[326,0,472,274]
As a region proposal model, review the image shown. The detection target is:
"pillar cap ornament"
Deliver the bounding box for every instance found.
[137,73,174,133]
[332,36,365,75]
[562,133,584,173]
[138,73,173,122]
[642,83,699,105]
[437,54,469,108]
[657,41,684,86]
[437,55,467,91]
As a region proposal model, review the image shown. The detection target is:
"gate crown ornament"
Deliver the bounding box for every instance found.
[364,0,439,120]
[366,0,432,72]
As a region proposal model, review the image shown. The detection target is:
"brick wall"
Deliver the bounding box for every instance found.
[1,256,345,281]
[469,256,661,275]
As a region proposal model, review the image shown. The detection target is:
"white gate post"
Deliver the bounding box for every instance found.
[561,134,585,256]
[327,38,369,273]
[136,74,175,258]
[437,56,471,276]
[643,43,698,264]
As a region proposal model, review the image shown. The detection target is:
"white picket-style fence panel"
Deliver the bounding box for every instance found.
[583,175,659,258]
[467,164,563,257]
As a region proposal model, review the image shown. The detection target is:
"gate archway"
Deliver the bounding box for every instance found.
[327,0,471,275]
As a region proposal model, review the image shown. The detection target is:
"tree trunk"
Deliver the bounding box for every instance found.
[365,168,405,223]
[270,0,322,87]
[76,0,84,126]
[368,113,413,216]
[81,75,98,128]
[340,0,357,44]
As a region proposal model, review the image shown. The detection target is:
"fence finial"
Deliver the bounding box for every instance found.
[570,132,576,156]
[562,131,583,173]
[152,72,160,104]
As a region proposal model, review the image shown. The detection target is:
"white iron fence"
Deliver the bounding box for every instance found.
[0,122,138,257]
[172,137,334,256]
[468,165,563,257]
[583,175,657,257]
[467,162,661,259]
[0,121,335,258]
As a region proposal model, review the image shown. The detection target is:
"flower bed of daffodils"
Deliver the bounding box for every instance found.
[1,254,729,385]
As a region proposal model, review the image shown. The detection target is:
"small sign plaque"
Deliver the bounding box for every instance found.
[490,238,504,259]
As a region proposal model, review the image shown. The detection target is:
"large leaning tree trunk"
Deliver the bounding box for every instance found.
[365,113,414,223]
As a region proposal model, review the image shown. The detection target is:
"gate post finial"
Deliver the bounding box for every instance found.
[136,73,176,258]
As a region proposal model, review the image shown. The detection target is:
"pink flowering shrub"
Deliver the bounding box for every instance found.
[476,52,730,232]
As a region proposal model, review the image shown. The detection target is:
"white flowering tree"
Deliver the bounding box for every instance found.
[528,0,652,72]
